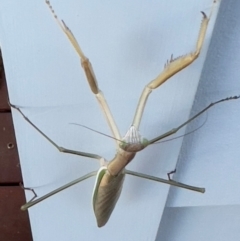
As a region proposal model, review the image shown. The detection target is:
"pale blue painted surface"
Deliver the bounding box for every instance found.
[157,0,240,240]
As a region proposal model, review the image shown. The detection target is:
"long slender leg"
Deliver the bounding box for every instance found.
[10,103,103,161]
[21,171,97,210]
[125,170,205,193]
[132,0,218,129]
[45,0,121,144]
[148,95,240,144]
[20,183,37,203]
[167,169,176,180]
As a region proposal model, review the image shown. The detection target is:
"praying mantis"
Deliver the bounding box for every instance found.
[9,0,239,228]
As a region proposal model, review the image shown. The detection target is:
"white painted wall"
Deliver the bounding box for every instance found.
[0,1,220,240]
[157,0,240,240]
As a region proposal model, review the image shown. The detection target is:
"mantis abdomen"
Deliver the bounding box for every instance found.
[93,167,125,227]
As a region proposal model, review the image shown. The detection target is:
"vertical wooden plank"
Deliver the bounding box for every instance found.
[0,113,20,183]
[0,51,9,110]
[0,50,32,240]
[0,187,32,241]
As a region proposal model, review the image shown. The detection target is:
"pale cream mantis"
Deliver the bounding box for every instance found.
[9,0,240,228]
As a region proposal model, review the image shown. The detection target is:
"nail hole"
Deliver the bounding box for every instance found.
[7,142,14,149]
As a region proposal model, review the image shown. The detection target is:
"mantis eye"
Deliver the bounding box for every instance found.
[119,126,149,152]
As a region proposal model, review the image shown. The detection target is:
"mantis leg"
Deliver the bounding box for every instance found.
[45,0,121,144]
[20,184,37,203]
[125,170,205,193]
[21,171,97,210]
[9,103,103,161]
[132,1,217,129]
[148,95,240,144]
[167,169,176,180]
